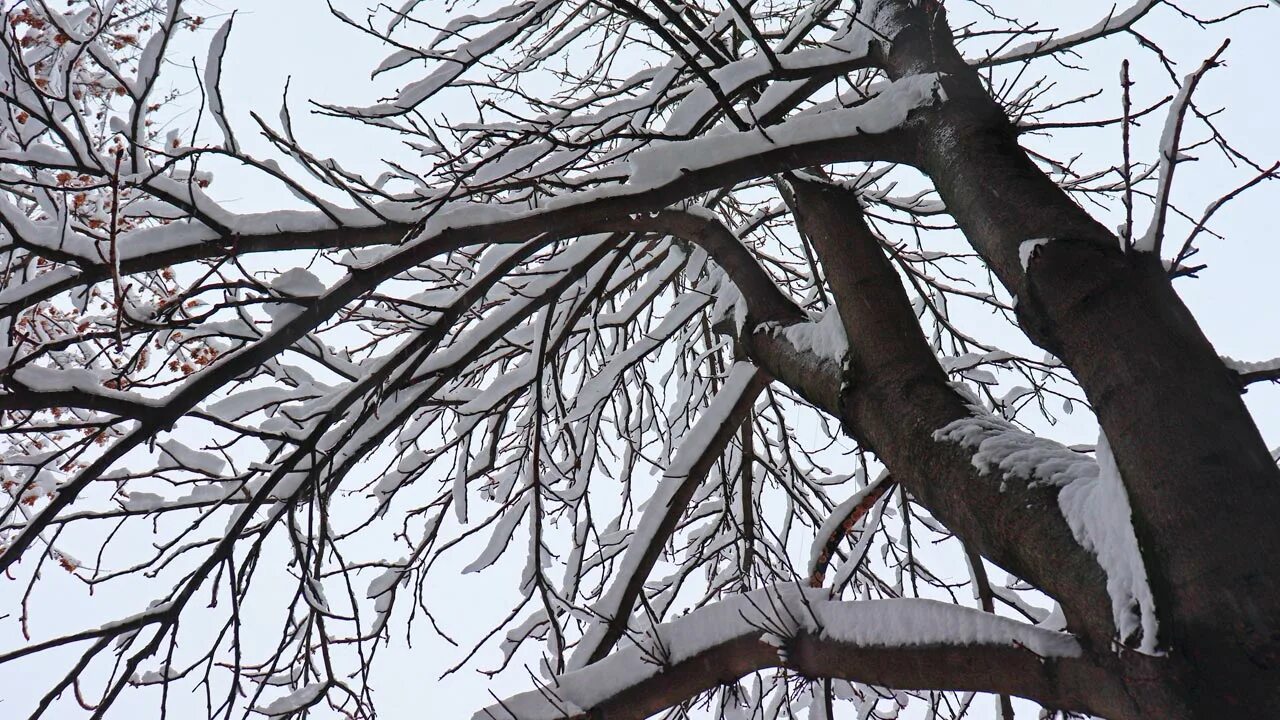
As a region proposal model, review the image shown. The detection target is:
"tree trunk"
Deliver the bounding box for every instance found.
[860,2,1280,715]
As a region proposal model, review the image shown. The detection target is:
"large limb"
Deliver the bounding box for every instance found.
[780,177,1118,647]
[480,587,1131,720]
[865,1,1280,713]
[0,223,412,318]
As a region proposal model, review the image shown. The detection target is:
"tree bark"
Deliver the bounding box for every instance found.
[859,2,1280,714]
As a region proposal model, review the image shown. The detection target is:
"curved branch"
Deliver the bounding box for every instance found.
[0,223,412,319]
[480,587,1126,720]
[807,472,896,587]
[977,0,1162,67]
[585,209,808,327]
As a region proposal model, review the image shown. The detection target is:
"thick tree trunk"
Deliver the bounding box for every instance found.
[858,2,1280,715]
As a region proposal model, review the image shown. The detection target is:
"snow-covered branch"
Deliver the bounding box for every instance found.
[481,586,1103,720]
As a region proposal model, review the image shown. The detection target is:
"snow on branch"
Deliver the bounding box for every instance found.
[1223,355,1280,386]
[570,363,768,669]
[981,0,1162,66]
[1134,41,1229,255]
[934,404,1159,654]
[481,585,1082,720]
[807,471,895,587]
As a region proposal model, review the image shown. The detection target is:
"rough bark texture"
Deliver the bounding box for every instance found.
[850,2,1280,715]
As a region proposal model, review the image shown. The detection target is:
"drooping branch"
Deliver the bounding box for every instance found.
[584,209,808,327]
[570,363,769,669]
[807,471,896,587]
[0,75,941,573]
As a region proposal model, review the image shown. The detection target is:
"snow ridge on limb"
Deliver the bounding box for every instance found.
[1222,354,1280,386]
[334,0,558,118]
[1135,41,1229,254]
[482,585,1083,720]
[934,405,1159,654]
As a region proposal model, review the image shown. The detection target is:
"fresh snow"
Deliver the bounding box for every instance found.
[1222,355,1280,376]
[1136,59,1204,254]
[991,0,1159,64]
[270,268,326,297]
[482,585,1080,720]
[1061,432,1159,654]
[204,18,238,152]
[779,307,848,363]
[807,471,891,576]
[934,408,1160,653]
[1019,238,1051,270]
[627,73,946,190]
[340,0,557,118]
[157,438,226,476]
[10,365,161,407]
[254,682,326,716]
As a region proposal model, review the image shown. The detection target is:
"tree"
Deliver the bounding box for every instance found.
[1,0,1278,717]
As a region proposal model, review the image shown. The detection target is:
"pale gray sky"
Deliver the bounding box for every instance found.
[4,2,1279,718]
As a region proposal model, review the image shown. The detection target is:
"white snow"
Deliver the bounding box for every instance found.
[157,438,226,476]
[254,682,326,716]
[270,268,326,297]
[1136,60,1204,254]
[934,409,1160,653]
[482,585,1079,720]
[807,472,891,576]
[1222,355,1280,376]
[205,18,237,152]
[340,0,557,118]
[10,366,161,407]
[462,497,530,574]
[1019,238,1051,271]
[779,307,848,363]
[626,73,947,189]
[1059,432,1159,653]
[990,0,1160,65]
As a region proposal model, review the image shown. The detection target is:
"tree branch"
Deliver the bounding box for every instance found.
[784,176,1117,647]
[480,587,1127,720]
[570,363,769,669]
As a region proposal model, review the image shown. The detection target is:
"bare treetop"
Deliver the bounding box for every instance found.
[1,1,1278,719]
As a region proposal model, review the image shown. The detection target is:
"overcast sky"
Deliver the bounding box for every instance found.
[5,1,1280,718]
[199,2,1280,713]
